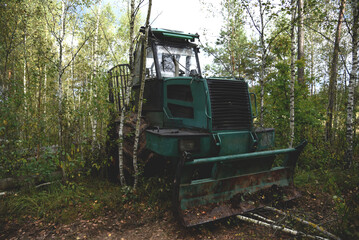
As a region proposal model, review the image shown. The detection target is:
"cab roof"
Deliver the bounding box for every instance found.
[148,27,199,42]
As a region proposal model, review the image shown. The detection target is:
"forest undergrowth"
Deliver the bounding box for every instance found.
[1,160,358,239]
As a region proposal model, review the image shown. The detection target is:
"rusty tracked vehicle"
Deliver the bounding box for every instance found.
[108,27,307,227]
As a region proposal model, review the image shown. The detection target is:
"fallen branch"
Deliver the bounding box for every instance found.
[264,206,341,240]
[35,181,57,188]
[247,212,276,224]
[237,214,328,240]
[0,171,62,191]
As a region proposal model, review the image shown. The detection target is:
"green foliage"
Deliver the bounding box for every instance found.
[138,176,172,208]
[0,178,127,224]
[202,0,258,79]
[0,174,173,226]
[0,0,133,179]
[295,167,359,238]
[18,150,59,179]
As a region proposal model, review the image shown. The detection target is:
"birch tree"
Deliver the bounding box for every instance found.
[326,0,346,143]
[240,0,280,126]
[117,0,136,186]
[116,0,143,185]
[345,0,358,167]
[297,0,305,85]
[289,0,296,147]
[91,1,103,151]
[132,0,152,188]
[43,0,94,179]
[57,0,67,178]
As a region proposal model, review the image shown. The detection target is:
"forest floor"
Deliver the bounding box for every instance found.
[1,169,358,240]
[1,186,353,240]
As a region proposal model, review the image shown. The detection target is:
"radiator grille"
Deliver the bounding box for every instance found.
[207,79,252,130]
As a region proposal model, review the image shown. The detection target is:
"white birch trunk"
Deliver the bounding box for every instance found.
[118,0,136,185]
[132,0,152,188]
[297,0,305,85]
[260,54,265,127]
[44,65,47,115]
[23,35,27,114]
[310,44,314,95]
[259,0,265,127]
[118,110,126,185]
[289,0,296,148]
[345,0,358,166]
[264,206,341,240]
[22,33,28,141]
[44,23,48,116]
[91,1,102,150]
[70,19,76,112]
[237,215,328,240]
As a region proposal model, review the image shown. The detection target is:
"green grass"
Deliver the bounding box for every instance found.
[0,174,173,228]
[1,178,130,225]
[295,167,359,193]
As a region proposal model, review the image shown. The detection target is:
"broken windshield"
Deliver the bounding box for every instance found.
[156,45,199,78]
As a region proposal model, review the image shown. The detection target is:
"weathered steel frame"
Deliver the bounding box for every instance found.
[176,141,307,227]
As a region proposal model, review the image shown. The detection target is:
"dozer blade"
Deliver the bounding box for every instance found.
[173,141,307,227]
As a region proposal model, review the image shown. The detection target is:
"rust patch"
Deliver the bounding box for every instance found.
[179,185,301,227]
[180,168,291,202]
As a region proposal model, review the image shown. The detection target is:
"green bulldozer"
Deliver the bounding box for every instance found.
[108,27,307,227]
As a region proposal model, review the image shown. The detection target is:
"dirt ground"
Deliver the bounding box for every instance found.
[0,187,341,240]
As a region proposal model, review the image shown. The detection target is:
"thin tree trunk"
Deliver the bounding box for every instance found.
[58,0,66,180]
[132,0,152,188]
[236,215,329,240]
[3,50,10,93]
[297,0,305,85]
[264,206,341,240]
[242,0,268,126]
[334,71,345,142]
[70,16,77,114]
[126,0,137,107]
[228,6,235,76]
[71,48,75,111]
[259,0,265,127]
[289,0,296,148]
[345,0,358,167]
[311,43,314,95]
[118,109,126,185]
[22,34,28,141]
[91,2,102,150]
[44,23,48,116]
[37,62,43,161]
[326,0,346,142]
[117,0,136,186]
[44,65,47,115]
[23,35,27,113]
[129,0,135,75]
[2,19,19,95]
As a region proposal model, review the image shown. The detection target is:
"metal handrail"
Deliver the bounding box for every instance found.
[185,148,296,166]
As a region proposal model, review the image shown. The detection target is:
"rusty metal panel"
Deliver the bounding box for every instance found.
[175,141,307,227]
[180,185,300,227]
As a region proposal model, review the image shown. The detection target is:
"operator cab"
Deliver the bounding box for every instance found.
[132,28,203,127]
[132,27,201,85]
